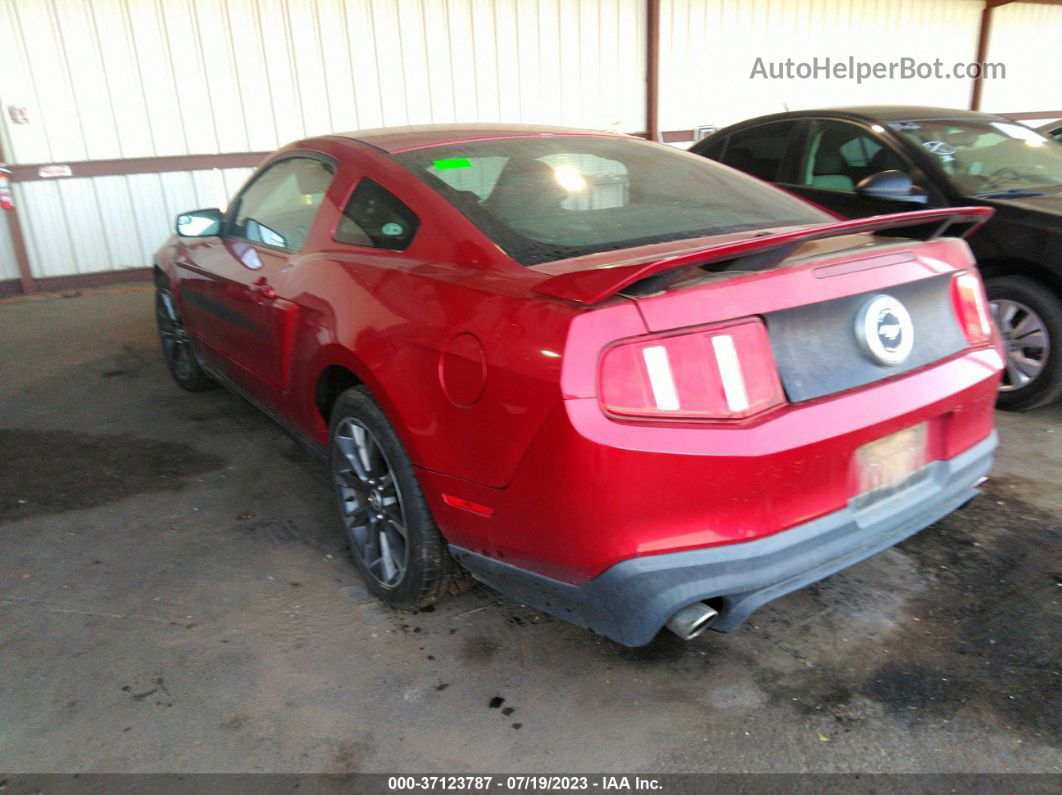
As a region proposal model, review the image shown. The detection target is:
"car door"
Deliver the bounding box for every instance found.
[177,154,335,407]
[783,119,935,218]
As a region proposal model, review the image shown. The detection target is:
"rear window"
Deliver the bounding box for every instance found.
[393,136,830,266]
[335,178,420,251]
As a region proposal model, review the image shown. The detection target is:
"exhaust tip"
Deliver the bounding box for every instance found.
[665,602,719,641]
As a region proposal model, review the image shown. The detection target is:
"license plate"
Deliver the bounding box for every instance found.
[856,423,928,496]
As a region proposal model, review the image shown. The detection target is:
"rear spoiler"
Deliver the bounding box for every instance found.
[532,206,994,306]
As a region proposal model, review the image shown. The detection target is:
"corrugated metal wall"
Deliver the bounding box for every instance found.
[0,0,648,279]
[659,0,985,132]
[981,1,1062,114]
[0,205,17,282]
[1,0,647,162]
[12,168,254,278]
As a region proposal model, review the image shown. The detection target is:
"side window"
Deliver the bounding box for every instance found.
[230,157,335,251]
[800,120,908,192]
[697,135,728,162]
[335,178,420,251]
[721,122,795,181]
[839,135,879,167]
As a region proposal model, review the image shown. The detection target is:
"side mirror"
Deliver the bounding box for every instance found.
[856,170,928,205]
[176,208,223,237]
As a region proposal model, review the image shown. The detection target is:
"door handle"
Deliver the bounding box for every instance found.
[252,277,275,301]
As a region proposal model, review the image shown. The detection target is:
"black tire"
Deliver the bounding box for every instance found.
[329,386,472,609]
[987,275,1062,411]
[155,284,215,392]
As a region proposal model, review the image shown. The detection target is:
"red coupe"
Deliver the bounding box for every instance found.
[155,124,1002,646]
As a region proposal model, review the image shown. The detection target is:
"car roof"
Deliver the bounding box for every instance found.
[716,106,1008,131]
[330,123,627,154]
[823,105,1004,122]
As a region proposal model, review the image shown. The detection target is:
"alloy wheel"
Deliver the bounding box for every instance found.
[991,298,1050,392]
[332,418,409,588]
[156,288,195,380]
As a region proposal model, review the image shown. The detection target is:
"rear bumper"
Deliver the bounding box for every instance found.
[450,431,996,647]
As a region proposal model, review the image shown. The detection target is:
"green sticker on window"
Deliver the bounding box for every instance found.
[433,158,472,170]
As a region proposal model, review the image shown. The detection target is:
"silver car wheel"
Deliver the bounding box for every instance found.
[991,298,1050,392]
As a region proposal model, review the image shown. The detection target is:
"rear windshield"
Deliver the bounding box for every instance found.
[392,136,831,266]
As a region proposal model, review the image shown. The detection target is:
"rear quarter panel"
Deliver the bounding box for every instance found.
[280,141,580,489]
[284,254,578,489]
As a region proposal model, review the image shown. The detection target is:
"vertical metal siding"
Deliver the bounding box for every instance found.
[2,0,646,162]
[981,2,1062,114]
[0,217,18,282]
[658,0,984,132]
[0,0,645,278]
[12,167,254,275]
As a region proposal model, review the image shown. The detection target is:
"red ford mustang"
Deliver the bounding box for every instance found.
[155,124,1002,646]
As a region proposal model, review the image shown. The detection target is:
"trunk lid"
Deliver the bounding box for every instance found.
[628,234,981,404]
[555,208,994,411]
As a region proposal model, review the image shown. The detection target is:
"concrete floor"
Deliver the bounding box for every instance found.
[1,285,1059,774]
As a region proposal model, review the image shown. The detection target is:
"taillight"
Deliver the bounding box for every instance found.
[599,318,785,421]
[951,271,992,346]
